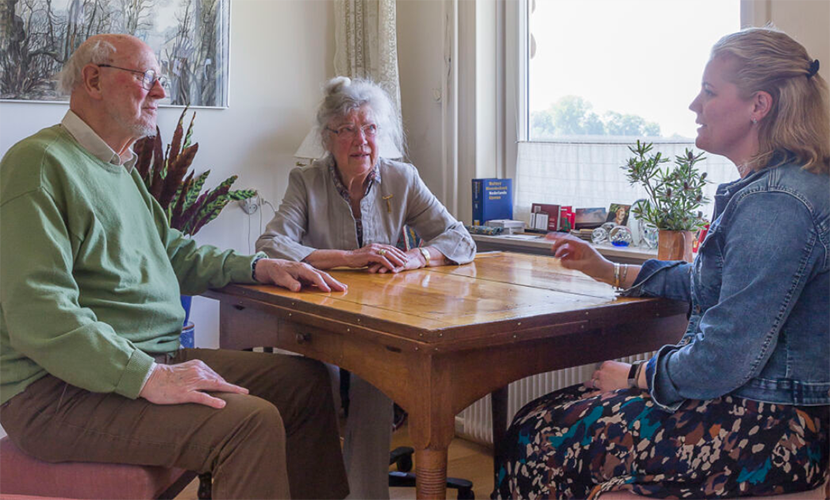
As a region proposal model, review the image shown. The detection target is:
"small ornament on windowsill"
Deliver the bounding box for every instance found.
[609,226,633,247]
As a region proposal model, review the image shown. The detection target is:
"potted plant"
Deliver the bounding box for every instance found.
[622,140,709,261]
[134,108,257,344]
[134,108,257,236]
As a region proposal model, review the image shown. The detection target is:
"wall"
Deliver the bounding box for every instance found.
[397,0,446,200]
[769,0,829,78]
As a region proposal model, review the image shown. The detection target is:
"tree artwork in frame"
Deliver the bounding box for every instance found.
[0,0,230,108]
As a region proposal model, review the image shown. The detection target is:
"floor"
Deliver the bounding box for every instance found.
[174,422,495,499]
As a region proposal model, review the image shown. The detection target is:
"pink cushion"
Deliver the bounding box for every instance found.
[0,496,58,500]
[0,437,188,499]
[598,483,828,500]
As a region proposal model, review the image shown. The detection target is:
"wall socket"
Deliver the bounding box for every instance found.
[239,196,259,215]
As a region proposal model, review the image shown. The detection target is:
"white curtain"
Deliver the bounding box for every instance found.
[334,0,401,113]
[514,140,737,224]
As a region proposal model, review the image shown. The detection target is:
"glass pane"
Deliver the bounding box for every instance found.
[528,0,740,141]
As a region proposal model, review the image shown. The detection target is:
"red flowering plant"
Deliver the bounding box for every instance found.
[135,108,256,236]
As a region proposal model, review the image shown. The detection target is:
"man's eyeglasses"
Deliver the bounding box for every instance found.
[326,123,379,141]
[98,64,169,91]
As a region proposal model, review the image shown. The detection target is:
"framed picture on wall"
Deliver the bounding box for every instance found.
[0,0,230,108]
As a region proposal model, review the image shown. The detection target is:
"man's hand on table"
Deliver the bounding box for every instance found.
[255,258,348,292]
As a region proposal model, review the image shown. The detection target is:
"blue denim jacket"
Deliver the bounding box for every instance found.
[625,161,829,412]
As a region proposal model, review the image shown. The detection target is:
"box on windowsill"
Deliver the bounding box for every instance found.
[486,219,526,235]
[529,204,573,232]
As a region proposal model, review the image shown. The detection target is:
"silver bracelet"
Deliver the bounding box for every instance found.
[613,262,621,289]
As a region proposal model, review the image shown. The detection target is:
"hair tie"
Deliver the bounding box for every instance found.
[807,59,820,79]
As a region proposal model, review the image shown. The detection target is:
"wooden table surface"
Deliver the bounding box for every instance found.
[205,252,687,498]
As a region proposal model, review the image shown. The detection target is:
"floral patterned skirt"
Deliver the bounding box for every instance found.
[492,384,828,499]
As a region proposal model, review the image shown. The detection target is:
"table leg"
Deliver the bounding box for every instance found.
[414,448,450,498]
[407,397,456,498]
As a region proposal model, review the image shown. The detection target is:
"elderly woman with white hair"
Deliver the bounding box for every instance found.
[256,77,475,499]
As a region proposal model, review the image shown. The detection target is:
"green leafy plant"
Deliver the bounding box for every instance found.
[134,108,256,236]
[622,140,710,231]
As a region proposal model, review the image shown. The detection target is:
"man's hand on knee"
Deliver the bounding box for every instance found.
[139,360,249,409]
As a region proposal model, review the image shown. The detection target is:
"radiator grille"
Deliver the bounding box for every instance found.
[455,352,655,446]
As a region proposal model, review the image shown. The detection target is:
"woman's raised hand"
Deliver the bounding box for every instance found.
[347,243,409,273]
[546,232,613,282]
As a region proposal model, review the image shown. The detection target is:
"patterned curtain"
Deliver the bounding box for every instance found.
[334,0,401,113]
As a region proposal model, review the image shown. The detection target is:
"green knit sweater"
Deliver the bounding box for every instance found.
[0,125,259,405]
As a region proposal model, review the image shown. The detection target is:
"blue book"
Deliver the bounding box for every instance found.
[472,178,513,225]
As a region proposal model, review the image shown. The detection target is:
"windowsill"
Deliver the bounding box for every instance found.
[471,233,658,264]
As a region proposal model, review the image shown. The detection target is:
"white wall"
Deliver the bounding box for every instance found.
[769,0,829,80]
[397,0,447,201]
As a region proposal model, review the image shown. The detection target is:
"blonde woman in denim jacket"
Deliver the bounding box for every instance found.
[494,27,828,499]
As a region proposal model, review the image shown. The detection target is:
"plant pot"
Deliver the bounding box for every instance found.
[180,295,194,348]
[180,295,192,325]
[657,230,694,262]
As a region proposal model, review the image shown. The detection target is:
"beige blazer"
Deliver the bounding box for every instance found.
[256,157,476,264]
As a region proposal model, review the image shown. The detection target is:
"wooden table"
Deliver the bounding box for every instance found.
[205,252,687,498]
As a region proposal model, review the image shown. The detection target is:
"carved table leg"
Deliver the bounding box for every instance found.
[406,359,456,500]
[414,448,450,499]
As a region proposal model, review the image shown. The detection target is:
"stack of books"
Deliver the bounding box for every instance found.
[570,229,594,241]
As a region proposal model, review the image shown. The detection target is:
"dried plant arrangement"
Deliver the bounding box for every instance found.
[622,140,710,232]
[135,108,256,236]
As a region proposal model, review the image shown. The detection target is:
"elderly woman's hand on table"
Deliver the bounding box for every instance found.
[347,243,410,273]
[367,246,443,273]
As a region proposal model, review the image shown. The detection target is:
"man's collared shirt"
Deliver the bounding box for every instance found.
[61,111,137,168]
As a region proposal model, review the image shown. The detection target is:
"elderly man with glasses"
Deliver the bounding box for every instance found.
[0,34,349,500]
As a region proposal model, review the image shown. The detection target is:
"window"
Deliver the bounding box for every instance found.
[512,0,742,222]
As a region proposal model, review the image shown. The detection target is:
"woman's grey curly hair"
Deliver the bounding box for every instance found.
[316,76,405,158]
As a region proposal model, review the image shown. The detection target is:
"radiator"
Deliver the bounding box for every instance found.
[455,352,655,446]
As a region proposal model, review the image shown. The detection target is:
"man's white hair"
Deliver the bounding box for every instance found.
[57,39,116,95]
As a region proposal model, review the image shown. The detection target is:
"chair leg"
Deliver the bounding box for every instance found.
[197,473,212,500]
[389,446,414,472]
